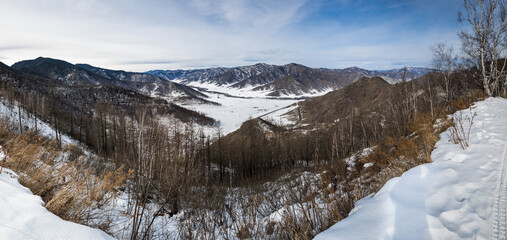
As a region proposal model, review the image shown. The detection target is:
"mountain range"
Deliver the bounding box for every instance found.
[2,56,436,131]
[11,57,209,104]
[1,58,216,126]
[7,57,433,100]
[147,64,433,97]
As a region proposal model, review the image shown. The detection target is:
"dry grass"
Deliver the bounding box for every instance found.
[0,120,126,232]
[347,109,449,195]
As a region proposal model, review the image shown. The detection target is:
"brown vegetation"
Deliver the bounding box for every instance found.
[0,119,125,233]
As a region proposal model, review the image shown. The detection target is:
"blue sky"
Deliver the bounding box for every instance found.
[0,0,462,71]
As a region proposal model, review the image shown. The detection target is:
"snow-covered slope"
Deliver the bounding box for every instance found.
[0,100,80,148]
[315,97,507,240]
[0,167,113,240]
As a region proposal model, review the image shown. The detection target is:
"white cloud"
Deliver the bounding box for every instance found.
[0,0,460,71]
[189,0,306,30]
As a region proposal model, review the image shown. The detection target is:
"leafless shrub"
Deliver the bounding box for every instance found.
[448,107,476,149]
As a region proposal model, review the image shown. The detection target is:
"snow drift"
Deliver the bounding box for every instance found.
[0,165,114,240]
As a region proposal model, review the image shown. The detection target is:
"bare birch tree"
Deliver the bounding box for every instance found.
[458,0,507,96]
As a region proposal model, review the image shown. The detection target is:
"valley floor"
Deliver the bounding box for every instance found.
[315,97,507,240]
[183,90,298,134]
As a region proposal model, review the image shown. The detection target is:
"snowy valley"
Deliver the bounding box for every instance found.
[1,0,507,239]
[1,54,506,239]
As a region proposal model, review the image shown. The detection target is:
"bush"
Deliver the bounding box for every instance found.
[447,107,476,149]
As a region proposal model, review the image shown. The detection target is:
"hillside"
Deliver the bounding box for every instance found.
[251,65,357,97]
[315,97,507,240]
[0,60,216,159]
[76,63,209,101]
[297,76,391,124]
[3,59,215,123]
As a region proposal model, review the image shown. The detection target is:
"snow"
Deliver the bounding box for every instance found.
[315,97,507,240]
[260,103,299,126]
[344,147,376,172]
[104,192,180,240]
[182,91,298,134]
[185,80,332,99]
[0,100,80,148]
[0,167,114,240]
[175,80,338,134]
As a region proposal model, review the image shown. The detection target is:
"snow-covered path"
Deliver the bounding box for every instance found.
[315,97,507,240]
[491,142,507,239]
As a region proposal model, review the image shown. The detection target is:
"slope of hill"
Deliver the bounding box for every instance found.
[250,65,357,97]
[296,76,391,123]
[259,76,394,127]
[339,67,434,84]
[315,97,507,240]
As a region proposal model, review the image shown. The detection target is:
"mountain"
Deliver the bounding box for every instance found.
[148,63,290,87]
[11,57,115,86]
[76,63,165,83]
[11,57,209,103]
[296,76,392,124]
[250,64,359,97]
[259,71,446,130]
[147,64,433,97]
[75,63,209,101]
[339,67,435,84]
[1,60,215,125]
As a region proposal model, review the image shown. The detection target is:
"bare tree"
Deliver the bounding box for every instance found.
[432,42,458,106]
[458,0,507,96]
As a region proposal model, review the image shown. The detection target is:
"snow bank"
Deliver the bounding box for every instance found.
[0,167,114,240]
[315,97,507,240]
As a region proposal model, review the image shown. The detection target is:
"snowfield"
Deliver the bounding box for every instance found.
[315,97,507,240]
[183,91,298,134]
[0,166,114,240]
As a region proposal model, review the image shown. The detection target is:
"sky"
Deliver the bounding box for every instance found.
[0,0,462,72]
